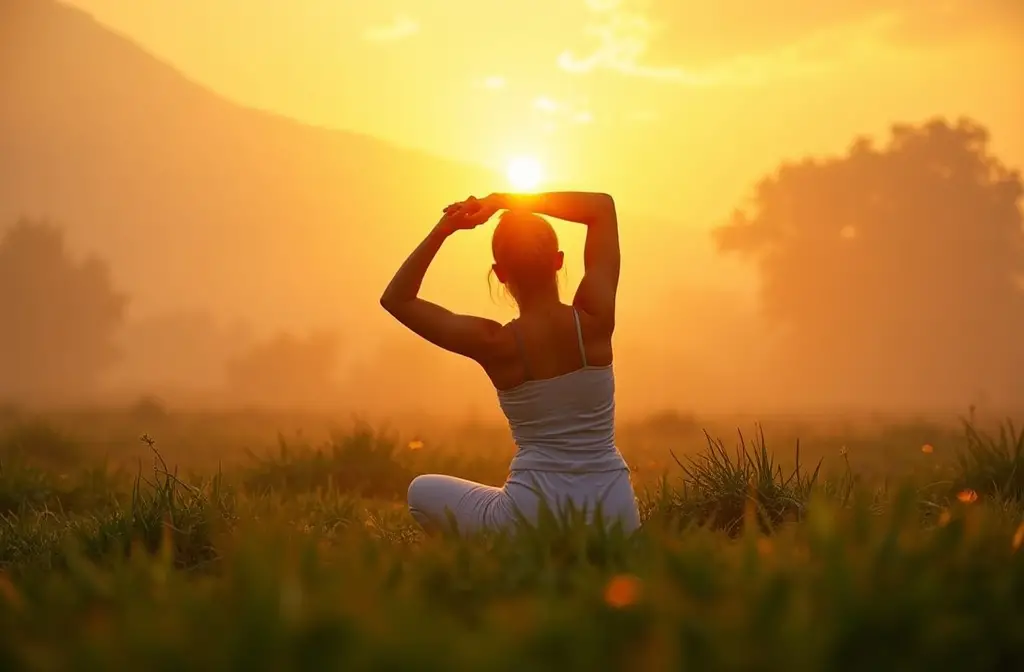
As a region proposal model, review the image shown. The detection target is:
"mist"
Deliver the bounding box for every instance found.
[2,0,1022,422]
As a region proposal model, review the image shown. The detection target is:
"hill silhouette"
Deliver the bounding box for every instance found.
[0,0,499,334]
[0,0,747,413]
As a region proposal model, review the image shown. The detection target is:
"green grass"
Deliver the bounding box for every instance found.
[0,410,1022,669]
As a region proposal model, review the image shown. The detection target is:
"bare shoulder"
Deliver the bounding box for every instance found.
[572,305,614,366]
[476,321,526,389]
[574,303,615,340]
[478,320,520,363]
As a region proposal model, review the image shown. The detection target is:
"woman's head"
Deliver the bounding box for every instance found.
[490,210,563,305]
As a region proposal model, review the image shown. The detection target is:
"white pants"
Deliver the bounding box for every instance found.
[407,468,640,535]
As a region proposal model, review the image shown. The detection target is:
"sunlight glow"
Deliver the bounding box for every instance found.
[506,156,543,191]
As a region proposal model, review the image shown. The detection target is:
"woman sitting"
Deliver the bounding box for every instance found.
[380,191,639,535]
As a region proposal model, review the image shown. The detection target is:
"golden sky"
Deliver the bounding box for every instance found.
[65,0,1023,219]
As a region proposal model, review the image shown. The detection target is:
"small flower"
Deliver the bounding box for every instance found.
[956,489,978,504]
[0,573,22,610]
[921,444,934,455]
[603,574,642,609]
[407,439,424,451]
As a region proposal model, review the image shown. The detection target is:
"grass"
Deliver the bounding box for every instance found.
[0,409,1022,669]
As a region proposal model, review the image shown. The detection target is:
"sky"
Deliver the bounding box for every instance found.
[63,0,1024,221]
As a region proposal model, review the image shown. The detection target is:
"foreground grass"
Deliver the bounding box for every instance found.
[0,413,1022,669]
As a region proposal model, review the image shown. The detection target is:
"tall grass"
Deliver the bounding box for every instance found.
[0,413,1021,669]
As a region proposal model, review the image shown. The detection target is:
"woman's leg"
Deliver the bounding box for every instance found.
[505,469,641,533]
[407,474,517,535]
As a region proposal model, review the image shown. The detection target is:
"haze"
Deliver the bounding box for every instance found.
[2,0,1023,420]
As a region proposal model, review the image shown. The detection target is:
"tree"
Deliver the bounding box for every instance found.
[713,117,1024,409]
[224,330,342,409]
[0,218,127,404]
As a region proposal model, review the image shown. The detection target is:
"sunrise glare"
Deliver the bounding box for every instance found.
[506,156,544,191]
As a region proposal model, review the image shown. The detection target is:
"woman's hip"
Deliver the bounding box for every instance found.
[504,468,639,529]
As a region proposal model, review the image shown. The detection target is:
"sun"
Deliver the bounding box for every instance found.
[506,156,544,192]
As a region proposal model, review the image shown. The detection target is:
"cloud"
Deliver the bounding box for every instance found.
[572,110,594,125]
[526,95,595,126]
[560,0,1021,86]
[482,75,506,90]
[363,15,419,43]
[533,96,560,113]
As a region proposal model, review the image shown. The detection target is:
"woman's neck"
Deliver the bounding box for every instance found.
[514,284,562,316]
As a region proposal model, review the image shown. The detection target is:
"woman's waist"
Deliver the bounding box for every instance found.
[508,443,628,473]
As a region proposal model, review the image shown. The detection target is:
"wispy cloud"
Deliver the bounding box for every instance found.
[560,0,1017,87]
[526,94,595,129]
[572,110,594,125]
[482,75,506,90]
[532,96,560,113]
[363,15,419,43]
[557,2,764,86]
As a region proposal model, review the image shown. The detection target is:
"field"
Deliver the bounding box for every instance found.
[1,405,1023,670]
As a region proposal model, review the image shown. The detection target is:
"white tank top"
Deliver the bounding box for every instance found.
[496,308,629,474]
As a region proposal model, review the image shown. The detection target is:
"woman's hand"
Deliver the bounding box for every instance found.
[441,194,503,232]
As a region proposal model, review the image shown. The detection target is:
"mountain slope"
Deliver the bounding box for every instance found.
[0,0,498,332]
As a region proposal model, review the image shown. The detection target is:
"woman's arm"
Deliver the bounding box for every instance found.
[380,210,504,362]
[489,191,620,330]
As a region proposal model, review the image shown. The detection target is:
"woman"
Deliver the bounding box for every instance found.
[380,191,639,535]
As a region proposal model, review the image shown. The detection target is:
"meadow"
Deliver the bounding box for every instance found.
[0,404,1022,670]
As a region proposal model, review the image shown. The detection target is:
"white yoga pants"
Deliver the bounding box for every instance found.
[407,468,641,535]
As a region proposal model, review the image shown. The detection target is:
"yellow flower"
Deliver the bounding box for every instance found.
[921,444,934,454]
[603,574,642,609]
[956,489,978,504]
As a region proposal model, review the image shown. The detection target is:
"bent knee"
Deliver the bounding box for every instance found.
[407,474,440,509]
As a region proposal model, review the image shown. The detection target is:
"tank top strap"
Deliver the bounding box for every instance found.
[572,308,588,367]
[511,320,533,381]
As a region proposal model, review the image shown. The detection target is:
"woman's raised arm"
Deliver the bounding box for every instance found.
[379,204,504,361]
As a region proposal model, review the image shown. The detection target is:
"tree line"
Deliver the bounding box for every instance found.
[2,117,1022,409]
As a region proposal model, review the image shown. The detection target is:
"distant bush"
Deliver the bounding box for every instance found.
[129,394,169,423]
[242,424,414,500]
[0,419,80,467]
[640,409,700,435]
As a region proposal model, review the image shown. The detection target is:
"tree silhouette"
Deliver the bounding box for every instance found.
[224,330,342,408]
[0,219,127,404]
[714,117,1024,408]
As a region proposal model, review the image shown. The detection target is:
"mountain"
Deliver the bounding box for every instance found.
[0,0,498,334]
[0,0,766,413]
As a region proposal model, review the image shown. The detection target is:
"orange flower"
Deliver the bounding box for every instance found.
[604,574,642,609]
[956,489,978,504]
[1013,522,1024,552]
[0,573,22,610]
[921,444,934,454]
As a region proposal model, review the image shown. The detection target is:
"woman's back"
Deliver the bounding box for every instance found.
[495,305,627,474]
[486,303,611,390]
